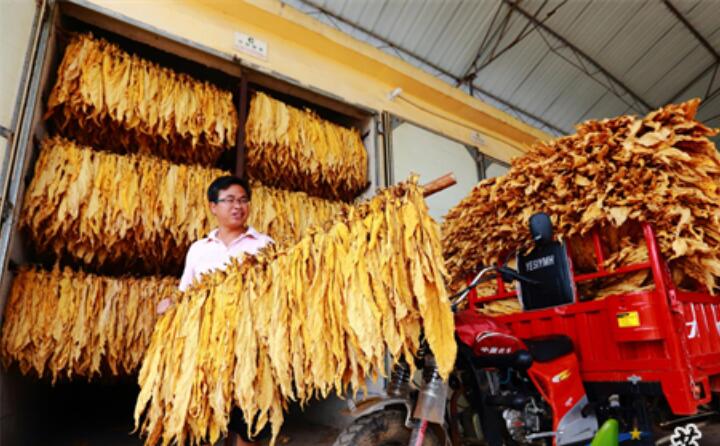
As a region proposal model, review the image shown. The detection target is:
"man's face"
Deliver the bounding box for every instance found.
[210,184,250,231]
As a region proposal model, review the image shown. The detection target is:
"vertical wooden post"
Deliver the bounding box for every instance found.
[234,77,248,179]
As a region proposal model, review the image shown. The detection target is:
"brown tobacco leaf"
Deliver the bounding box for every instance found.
[444,100,720,317]
[245,92,368,201]
[134,178,455,446]
[45,33,237,166]
[0,265,177,380]
[20,137,348,275]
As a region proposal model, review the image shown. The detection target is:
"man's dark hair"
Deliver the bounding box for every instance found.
[207,176,252,203]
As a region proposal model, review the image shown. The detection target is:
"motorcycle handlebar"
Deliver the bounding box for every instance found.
[450,266,497,311]
[449,265,540,312]
[497,266,541,286]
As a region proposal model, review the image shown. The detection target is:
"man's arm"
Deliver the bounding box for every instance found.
[178,253,196,292]
[157,244,196,315]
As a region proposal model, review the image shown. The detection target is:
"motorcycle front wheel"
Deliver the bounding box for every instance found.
[332,409,442,446]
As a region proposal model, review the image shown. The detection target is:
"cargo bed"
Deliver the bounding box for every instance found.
[470,223,720,415]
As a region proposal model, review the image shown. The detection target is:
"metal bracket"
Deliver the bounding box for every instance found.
[376,117,385,136]
[1,200,14,226]
[0,125,13,142]
[627,374,643,385]
[526,431,556,441]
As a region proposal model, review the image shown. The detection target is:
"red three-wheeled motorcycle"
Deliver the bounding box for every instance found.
[334,213,719,446]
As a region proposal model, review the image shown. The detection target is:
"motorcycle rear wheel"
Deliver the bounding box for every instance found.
[332,409,442,446]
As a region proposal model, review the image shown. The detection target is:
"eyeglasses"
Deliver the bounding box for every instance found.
[215,197,250,206]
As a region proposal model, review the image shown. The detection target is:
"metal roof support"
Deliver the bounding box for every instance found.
[662,0,720,62]
[662,0,720,107]
[668,61,720,104]
[477,3,517,70]
[460,12,534,84]
[501,0,653,111]
[297,0,457,81]
[297,0,566,135]
[531,30,641,113]
[699,86,720,112]
[469,86,566,134]
[468,0,507,79]
[461,0,570,84]
[704,111,720,124]
[704,64,719,99]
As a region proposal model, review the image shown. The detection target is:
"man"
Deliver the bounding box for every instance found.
[157,175,272,446]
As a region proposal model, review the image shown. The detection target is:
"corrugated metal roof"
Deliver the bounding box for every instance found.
[286,0,720,136]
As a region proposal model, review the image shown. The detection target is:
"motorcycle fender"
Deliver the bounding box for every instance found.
[348,396,452,446]
[527,353,594,435]
[348,396,415,427]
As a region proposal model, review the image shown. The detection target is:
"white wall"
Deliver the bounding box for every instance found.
[0,0,37,167]
[0,3,38,444]
[0,137,7,168]
[391,122,480,221]
[485,160,509,178]
[0,0,36,128]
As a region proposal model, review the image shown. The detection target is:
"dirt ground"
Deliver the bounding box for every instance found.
[12,374,720,445]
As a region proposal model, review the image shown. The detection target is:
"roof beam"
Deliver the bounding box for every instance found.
[704,110,720,124]
[668,61,719,104]
[462,0,564,84]
[461,11,533,83]
[464,0,507,83]
[662,0,720,62]
[501,0,653,111]
[704,64,720,99]
[296,0,565,135]
[297,0,458,81]
[469,84,567,134]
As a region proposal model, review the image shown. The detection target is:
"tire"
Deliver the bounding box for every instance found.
[333,409,442,446]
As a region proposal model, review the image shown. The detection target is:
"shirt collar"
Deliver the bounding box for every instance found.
[207,227,259,245]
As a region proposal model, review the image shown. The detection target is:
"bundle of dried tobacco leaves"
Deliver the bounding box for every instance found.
[246,92,368,201]
[45,33,237,165]
[20,137,347,274]
[443,100,720,314]
[134,178,455,446]
[1,265,178,380]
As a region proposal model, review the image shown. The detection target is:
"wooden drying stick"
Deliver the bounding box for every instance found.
[421,173,457,197]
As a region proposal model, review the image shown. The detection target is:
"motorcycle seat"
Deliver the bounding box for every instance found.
[516,213,577,311]
[522,335,574,362]
[517,241,576,310]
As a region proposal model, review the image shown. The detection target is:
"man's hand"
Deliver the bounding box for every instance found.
[157,298,173,315]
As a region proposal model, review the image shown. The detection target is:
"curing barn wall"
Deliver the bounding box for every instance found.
[0,0,37,206]
[0,7,242,440]
[0,2,54,444]
[78,0,545,162]
[0,2,382,443]
[0,1,36,127]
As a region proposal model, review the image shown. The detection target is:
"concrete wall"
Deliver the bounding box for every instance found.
[0,2,38,444]
[485,160,510,179]
[0,137,8,175]
[0,0,36,191]
[392,122,480,221]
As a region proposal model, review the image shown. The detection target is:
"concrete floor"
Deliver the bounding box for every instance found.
[19,376,342,446]
[50,418,720,446]
[258,420,340,446]
[22,412,720,445]
[50,419,340,446]
[10,372,720,445]
[699,421,720,445]
[661,419,720,446]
